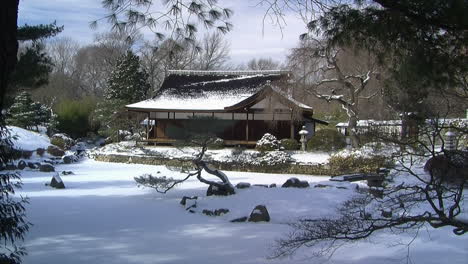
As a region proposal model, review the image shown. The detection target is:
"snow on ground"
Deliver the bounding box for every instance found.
[15,159,468,264]
[93,142,331,165]
[7,126,51,151]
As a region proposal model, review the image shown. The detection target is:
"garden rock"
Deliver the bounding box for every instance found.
[269,183,277,188]
[39,164,55,172]
[17,160,27,170]
[28,162,40,169]
[314,184,330,188]
[230,216,248,223]
[62,171,74,175]
[50,173,65,189]
[47,145,65,157]
[5,164,17,170]
[63,155,78,164]
[281,177,310,188]
[36,148,45,156]
[206,184,235,196]
[180,196,198,206]
[236,182,251,189]
[202,209,229,216]
[381,210,392,218]
[248,205,270,222]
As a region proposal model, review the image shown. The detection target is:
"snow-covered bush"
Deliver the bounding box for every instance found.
[207,137,224,149]
[328,154,392,175]
[253,151,292,166]
[307,129,346,152]
[6,91,54,131]
[256,133,279,152]
[280,138,299,150]
[50,133,75,150]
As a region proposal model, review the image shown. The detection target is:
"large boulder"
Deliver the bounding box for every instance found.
[39,163,55,172]
[36,148,45,156]
[63,155,78,164]
[17,160,27,170]
[206,184,235,196]
[248,205,270,222]
[50,173,65,189]
[424,151,468,181]
[47,145,65,157]
[28,162,40,169]
[236,182,251,189]
[281,177,310,188]
[180,196,198,211]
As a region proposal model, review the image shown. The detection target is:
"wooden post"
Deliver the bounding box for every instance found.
[290,111,294,139]
[246,112,249,141]
[146,112,149,140]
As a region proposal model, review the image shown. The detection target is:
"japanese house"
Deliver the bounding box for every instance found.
[126,70,327,146]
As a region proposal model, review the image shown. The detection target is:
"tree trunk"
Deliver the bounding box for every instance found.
[0,0,19,113]
[348,115,360,148]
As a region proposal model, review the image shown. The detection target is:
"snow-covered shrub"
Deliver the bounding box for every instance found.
[280,138,299,150]
[256,133,279,152]
[6,91,54,131]
[253,151,292,166]
[207,137,224,149]
[50,133,75,150]
[307,129,346,152]
[328,154,392,175]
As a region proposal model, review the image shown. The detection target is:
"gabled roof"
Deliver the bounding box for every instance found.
[126,70,313,112]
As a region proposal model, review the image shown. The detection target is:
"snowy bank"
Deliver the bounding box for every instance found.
[7,126,51,151]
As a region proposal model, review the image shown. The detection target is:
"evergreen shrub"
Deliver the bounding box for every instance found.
[307,129,346,152]
[55,98,96,138]
[256,133,279,152]
[328,154,392,175]
[280,138,299,150]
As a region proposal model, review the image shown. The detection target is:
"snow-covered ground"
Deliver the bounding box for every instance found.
[16,159,468,264]
[7,126,51,151]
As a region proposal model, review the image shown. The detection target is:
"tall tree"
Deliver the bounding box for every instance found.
[244,57,281,71]
[106,50,150,103]
[288,39,380,147]
[196,32,230,70]
[0,2,32,263]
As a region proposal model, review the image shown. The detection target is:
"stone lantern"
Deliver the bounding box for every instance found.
[445,131,456,151]
[299,126,309,151]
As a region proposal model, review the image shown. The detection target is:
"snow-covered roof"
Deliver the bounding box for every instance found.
[126,70,313,112]
[336,118,468,128]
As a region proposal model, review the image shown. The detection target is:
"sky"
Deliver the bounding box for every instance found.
[18,0,308,65]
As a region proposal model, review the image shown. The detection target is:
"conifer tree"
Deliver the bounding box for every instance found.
[106,50,150,103]
[6,91,35,129]
[6,91,52,131]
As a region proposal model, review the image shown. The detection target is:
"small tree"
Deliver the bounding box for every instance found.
[6,91,53,131]
[105,50,150,103]
[135,116,235,195]
[273,119,468,259]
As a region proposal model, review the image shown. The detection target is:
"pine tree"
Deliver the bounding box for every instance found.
[106,50,150,103]
[6,91,36,129]
[6,91,52,131]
